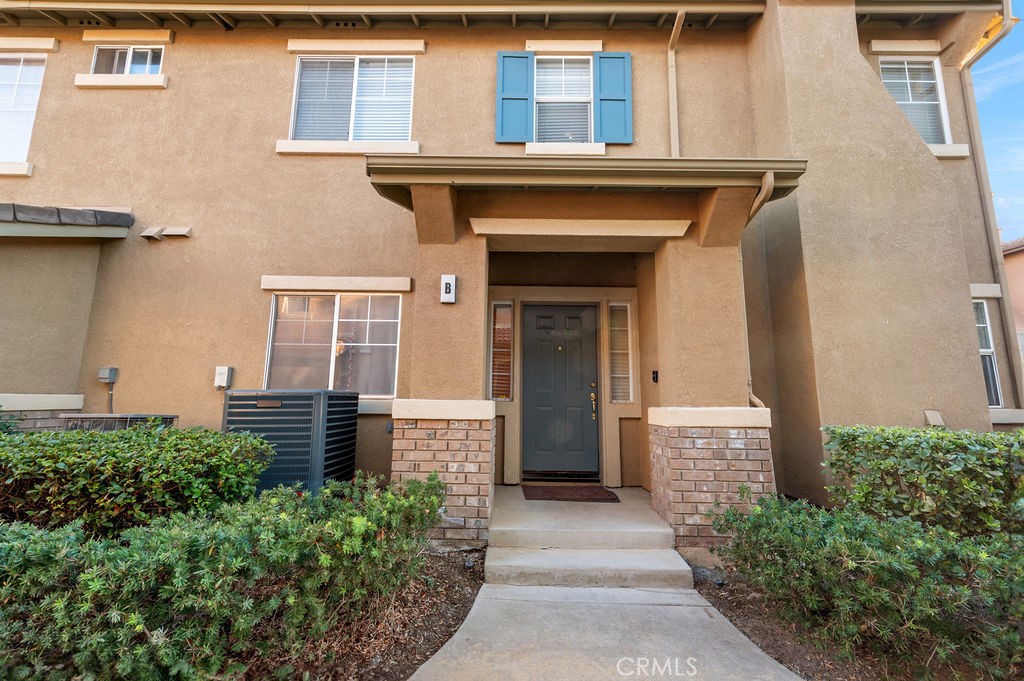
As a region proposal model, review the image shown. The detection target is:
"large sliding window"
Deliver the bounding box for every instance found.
[0,55,45,163]
[290,56,414,142]
[266,293,401,397]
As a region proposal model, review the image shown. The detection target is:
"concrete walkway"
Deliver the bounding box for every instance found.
[414,487,802,680]
[412,583,802,680]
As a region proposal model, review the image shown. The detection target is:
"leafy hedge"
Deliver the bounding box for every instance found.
[712,494,1023,678]
[0,425,272,534]
[823,425,1024,535]
[0,408,19,435]
[0,473,445,679]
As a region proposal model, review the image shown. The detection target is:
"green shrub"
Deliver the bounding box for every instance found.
[0,472,445,679]
[0,408,20,435]
[823,425,1024,535]
[0,424,272,534]
[712,493,1023,678]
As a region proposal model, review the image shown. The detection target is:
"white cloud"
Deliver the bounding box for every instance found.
[974,50,1024,101]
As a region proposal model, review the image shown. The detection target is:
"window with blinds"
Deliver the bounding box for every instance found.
[608,303,632,402]
[535,56,592,143]
[291,56,413,142]
[880,59,949,145]
[266,293,402,397]
[0,56,45,164]
[490,302,513,400]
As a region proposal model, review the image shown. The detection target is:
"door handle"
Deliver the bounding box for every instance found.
[589,392,597,421]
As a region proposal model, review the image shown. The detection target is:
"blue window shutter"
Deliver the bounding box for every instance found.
[593,52,633,144]
[496,51,534,143]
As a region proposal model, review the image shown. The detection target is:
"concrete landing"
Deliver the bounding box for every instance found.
[489,485,676,549]
[411,584,803,681]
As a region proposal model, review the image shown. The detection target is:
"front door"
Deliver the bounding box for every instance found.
[522,304,600,479]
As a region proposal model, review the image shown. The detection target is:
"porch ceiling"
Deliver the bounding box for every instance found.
[365,155,806,210]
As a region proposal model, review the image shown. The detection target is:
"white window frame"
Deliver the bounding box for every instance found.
[488,300,514,401]
[533,55,593,144]
[879,56,952,145]
[263,292,402,399]
[0,53,46,167]
[607,301,634,404]
[973,299,1003,408]
[288,55,415,142]
[90,45,164,75]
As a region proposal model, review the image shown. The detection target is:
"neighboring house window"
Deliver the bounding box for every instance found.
[266,293,401,398]
[973,300,1002,407]
[92,46,163,75]
[291,56,414,141]
[490,302,513,400]
[608,303,633,402]
[880,58,950,144]
[0,55,45,163]
[496,51,632,144]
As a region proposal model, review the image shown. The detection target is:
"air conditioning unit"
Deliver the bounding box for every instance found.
[222,390,358,493]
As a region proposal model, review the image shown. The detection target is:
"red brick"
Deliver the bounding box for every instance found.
[693,459,728,470]
[715,470,750,482]
[405,429,436,440]
[714,428,746,438]
[452,440,481,451]
[448,420,471,429]
[394,419,417,428]
[446,484,478,496]
[677,470,715,481]
[417,439,448,451]
[443,529,480,541]
[419,419,449,429]
[403,451,435,461]
[468,430,492,440]
[465,473,490,484]
[728,460,762,471]
[391,460,417,472]
[438,472,466,484]
[392,439,416,451]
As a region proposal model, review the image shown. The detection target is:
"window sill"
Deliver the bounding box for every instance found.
[525,142,606,156]
[928,143,969,159]
[990,408,1024,424]
[74,73,168,89]
[276,140,419,155]
[0,162,32,177]
[358,398,393,415]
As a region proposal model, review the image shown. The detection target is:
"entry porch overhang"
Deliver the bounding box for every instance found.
[366,154,807,249]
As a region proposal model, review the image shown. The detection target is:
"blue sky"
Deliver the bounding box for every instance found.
[975,23,1024,242]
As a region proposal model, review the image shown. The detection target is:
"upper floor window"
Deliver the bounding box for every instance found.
[291,56,413,141]
[92,46,163,75]
[880,58,950,145]
[535,56,592,143]
[0,55,45,163]
[973,300,1002,407]
[496,51,632,144]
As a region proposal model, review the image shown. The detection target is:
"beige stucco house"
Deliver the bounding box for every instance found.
[1,0,1019,550]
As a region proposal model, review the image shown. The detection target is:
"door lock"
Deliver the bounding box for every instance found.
[589,392,597,420]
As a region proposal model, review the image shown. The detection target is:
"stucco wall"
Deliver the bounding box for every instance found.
[0,239,101,395]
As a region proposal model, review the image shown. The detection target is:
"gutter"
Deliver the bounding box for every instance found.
[667,11,685,157]
[959,0,1023,408]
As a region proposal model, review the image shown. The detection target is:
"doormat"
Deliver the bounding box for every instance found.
[521,485,620,503]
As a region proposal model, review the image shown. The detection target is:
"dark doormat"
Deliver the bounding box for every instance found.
[521,485,620,503]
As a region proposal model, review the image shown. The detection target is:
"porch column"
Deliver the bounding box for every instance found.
[649,239,777,558]
[390,185,495,547]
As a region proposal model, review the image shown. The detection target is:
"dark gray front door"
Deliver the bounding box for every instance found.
[522,304,600,477]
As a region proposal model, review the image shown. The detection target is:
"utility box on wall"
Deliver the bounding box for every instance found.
[222,390,358,492]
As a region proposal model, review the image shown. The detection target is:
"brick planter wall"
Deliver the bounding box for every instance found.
[391,418,495,546]
[650,425,776,549]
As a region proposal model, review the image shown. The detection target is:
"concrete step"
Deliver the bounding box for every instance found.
[485,547,694,589]
[488,524,675,550]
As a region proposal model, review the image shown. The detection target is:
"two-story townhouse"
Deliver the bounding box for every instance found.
[0,0,1018,554]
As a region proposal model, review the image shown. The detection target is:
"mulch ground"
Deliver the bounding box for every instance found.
[241,549,485,680]
[692,567,987,681]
